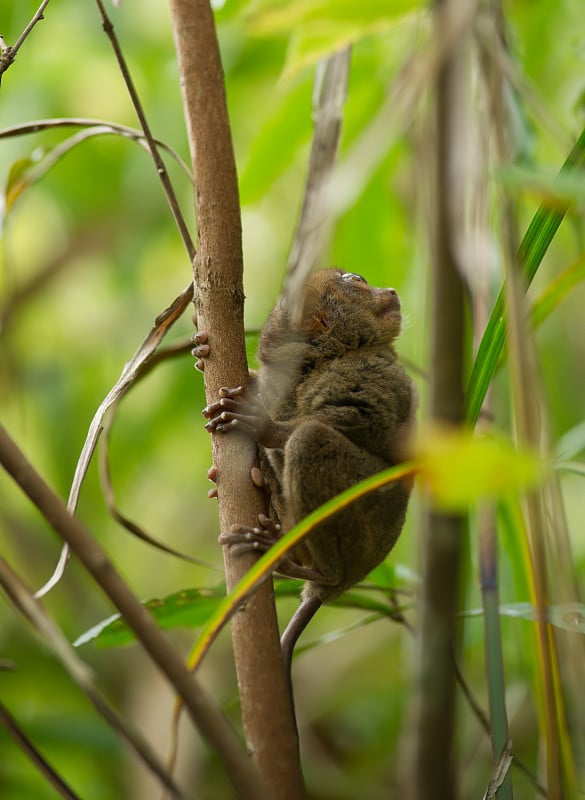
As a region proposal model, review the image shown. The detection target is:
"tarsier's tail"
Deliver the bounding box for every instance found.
[280,594,322,675]
[280,595,322,735]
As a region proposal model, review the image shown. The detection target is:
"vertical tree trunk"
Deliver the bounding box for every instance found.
[409,1,471,797]
[168,1,305,797]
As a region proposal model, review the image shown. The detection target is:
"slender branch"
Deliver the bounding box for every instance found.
[10,0,51,55]
[0,700,82,800]
[0,425,266,800]
[0,119,193,178]
[94,0,195,261]
[0,0,50,82]
[452,654,546,796]
[168,1,304,796]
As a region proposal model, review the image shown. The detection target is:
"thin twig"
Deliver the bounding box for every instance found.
[0,700,82,800]
[94,0,195,262]
[28,0,200,594]
[482,741,514,800]
[0,118,193,179]
[0,0,50,82]
[451,655,546,796]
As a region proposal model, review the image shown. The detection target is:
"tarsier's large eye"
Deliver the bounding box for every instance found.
[341,272,368,284]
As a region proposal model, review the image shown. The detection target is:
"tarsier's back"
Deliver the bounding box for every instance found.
[256,268,415,602]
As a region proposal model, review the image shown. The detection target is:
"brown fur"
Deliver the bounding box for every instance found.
[253,268,415,602]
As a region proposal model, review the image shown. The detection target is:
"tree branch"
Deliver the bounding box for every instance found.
[168,1,304,796]
[0,425,266,800]
[0,700,81,800]
[94,0,195,262]
[0,0,50,83]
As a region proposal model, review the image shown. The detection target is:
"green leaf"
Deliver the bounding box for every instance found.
[248,0,420,77]
[416,427,544,510]
[74,558,417,651]
[239,78,312,203]
[497,164,585,208]
[464,602,585,635]
[74,586,226,649]
[3,154,42,217]
[530,252,585,329]
[465,125,585,425]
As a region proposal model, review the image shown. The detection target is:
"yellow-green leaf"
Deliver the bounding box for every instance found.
[416,427,545,510]
[248,0,420,77]
[3,155,39,215]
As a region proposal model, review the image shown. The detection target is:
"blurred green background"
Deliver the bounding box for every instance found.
[1,0,585,797]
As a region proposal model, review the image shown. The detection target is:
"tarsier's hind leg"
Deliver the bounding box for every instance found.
[284,420,411,601]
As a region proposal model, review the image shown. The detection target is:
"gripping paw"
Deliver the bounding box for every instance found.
[218,514,281,556]
[202,385,269,438]
[202,385,246,432]
[219,515,326,583]
[202,387,286,447]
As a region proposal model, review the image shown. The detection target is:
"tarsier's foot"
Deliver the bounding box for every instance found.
[218,513,281,555]
[219,514,326,583]
[191,330,210,372]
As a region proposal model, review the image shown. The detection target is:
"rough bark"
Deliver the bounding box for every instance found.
[168,1,304,797]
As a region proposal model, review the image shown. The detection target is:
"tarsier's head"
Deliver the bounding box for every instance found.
[300,268,402,348]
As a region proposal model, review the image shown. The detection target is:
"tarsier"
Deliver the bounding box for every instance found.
[193,268,415,679]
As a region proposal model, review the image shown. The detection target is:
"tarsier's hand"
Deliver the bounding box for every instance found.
[202,386,288,449]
